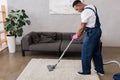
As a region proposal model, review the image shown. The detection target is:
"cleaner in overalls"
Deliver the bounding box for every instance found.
[72,0,104,76]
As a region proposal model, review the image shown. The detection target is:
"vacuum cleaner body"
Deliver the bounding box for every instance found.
[113,73,120,80]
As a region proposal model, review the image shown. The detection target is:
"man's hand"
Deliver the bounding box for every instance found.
[72,34,78,40]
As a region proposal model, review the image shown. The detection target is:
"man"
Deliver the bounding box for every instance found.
[72,0,104,76]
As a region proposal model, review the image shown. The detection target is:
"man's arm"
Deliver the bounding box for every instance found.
[72,23,87,40]
[77,23,87,37]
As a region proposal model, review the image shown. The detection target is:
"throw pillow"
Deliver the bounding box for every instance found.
[31,32,40,44]
[39,32,57,43]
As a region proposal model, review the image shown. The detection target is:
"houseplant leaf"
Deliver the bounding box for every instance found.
[16,28,23,37]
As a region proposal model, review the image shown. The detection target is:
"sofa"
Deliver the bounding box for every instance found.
[21,31,101,56]
[21,32,62,56]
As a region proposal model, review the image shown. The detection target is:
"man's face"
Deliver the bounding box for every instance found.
[73,4,83,13]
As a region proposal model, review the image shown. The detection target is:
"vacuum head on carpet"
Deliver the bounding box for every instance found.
[47,65,56,71]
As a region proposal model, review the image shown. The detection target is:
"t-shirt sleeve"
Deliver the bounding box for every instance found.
[81,9,93,23]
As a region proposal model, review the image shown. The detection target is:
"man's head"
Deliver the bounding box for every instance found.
[72,0,85,13]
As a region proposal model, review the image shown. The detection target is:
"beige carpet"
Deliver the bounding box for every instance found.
[17,59,100,80]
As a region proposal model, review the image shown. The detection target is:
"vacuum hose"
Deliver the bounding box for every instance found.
[104,60,120,68]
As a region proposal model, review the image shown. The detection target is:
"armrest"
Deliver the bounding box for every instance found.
[21,32,33,50]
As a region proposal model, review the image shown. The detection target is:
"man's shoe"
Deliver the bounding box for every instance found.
[77,72,91,75]
[97,72,104,76]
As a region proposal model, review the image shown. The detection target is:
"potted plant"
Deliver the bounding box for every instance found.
[4,9,31,53]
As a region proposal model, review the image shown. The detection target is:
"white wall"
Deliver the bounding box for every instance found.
[8,0,120,47]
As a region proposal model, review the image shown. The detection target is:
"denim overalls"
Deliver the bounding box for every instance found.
[81,6,104,74]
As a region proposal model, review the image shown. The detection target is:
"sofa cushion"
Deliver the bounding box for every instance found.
[29,40,61,51]
[39,32,57,43]
[31,32,40,44]
[60,40,82,52]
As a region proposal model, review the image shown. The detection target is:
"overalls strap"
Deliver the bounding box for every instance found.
[85,7,96,14]
[84,6,101,28]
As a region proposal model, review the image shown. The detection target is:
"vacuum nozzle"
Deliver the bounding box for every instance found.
[47,65,56,72]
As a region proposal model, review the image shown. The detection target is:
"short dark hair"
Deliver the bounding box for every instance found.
[72,0,82,7]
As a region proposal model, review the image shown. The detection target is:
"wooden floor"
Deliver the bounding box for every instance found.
[0,46,120,80]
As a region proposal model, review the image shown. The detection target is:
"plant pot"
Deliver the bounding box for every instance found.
[7,35,16,53]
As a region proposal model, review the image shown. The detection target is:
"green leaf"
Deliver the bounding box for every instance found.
[22,9,25,13]
[18,20,26,27]
[11,10,15,12]
[20,15,24,20]
[17,10,20,12]
[16,28,23,37]
[6,18,9,21]
[25,20,31,25]
[5,23,13,31]
[23,13,28,18]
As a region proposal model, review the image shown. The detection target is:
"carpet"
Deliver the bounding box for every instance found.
[17,59,100,80]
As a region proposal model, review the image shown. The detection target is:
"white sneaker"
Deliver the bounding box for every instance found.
[97,72,104,76]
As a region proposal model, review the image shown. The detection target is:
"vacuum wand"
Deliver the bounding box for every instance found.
[47,38,74,71]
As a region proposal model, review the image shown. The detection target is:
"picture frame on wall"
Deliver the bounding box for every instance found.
[49,0,84,14]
